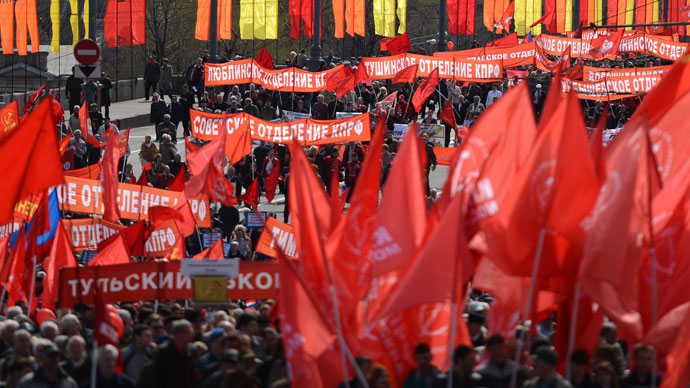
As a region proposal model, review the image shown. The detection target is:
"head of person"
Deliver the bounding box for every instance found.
[184,310,204,335]
[317,94,325,103]
[601,322,617,344]
[66,335,86,362]
[351,152,359,162]
[149,55,156,64]
[133,324,152,350]
[330,148,339,158]
[147,314,166,338]
[73,105,80,114]
[153,92,160,101]
[1,320,19,344]
[297,100,304,109]
[268,148,275,158]
[13,329,32,357]
[89,103,98,111]
[263,328,279,354]
[486,334,507,365]
[237,312,259,336]
[39,321,59,342]
[533,346,559,380]
[220,349,239,371]
[162,58,168,66]
[196,57,203,66]
[34,339,61,374]
[632,343,654,374]
[238,333,251,352]
[162,134,172,145]
[594,361,618,388]
[144,135,152,144]
[234,225,247,239]
[398,94,405,103]
[163,114,171,123]
[570,349,590,382]
[413,343,432,370]
[98,344,119,378]
[6,357,32,386]
[473,95,481,104]
[206,328,228,357]
[244,98,252,107]
[172,319,195,348]
[492,84,498,90]
[453,345,475,376]
[367,364,390,388]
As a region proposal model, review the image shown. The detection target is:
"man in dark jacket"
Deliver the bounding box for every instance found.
[65,75,83,115]
[150,93,167,140]
[432,345,480,388]
[99,72,113,117]
[19,341,78,388]
[144,56,160,101]
[180,85,195,137]
[150,320,197,388]
[87,344,135,388]
[422,133,437,195]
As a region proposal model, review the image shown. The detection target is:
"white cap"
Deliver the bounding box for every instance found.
[536,84,542,89]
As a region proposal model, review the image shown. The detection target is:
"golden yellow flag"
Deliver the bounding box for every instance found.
[397,0,407,34]
[240,0,254,39]
[265,0,278,39]
[69,0,79,46]
[383,0,395,36]
[253,0,266,39]
[373,0,383,35]
[83,0,89,38]
[50,0,60,53]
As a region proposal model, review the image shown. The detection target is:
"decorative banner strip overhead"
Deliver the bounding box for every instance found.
[484,0,512,31]
[0,0,13,54]
[333,0,345,37]
[373,0,396,37]
[84,0,89,38]
[59,261,279,307]
[583,65,670,81]
[289,0,301,38]
[448,0,476,34]
[69,0,79,46]
[345,0,366,36]
[194,0,211,40]
[560,75,661,100]
[219,0,232,39]
[397,0,407,33]
[50,0,60,53]
[104,0,146,47]
[240,0,278,39]
[190,110,371,145]
[15,0,39,55]
[56,176,211,227]
[515,0,542,35]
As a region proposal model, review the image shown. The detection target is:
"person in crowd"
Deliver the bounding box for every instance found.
[395,94,412,123]
[620,344,660,387]
[150,320,197,388]
[231,225,252,258]
[432,345,479,388]
[89,103,104,131]
[68,106,81,133]
[82,79,99,106]
[92,344,135,388]
[139,135,159,165]
[68,130,88,169]
[313,94,329,120]
[324,148,342,193]
[0,329,33,381]
[65,75,83,115]
[344,151,361,202]
[168,96,183,131]
[486,84,502,107]
[593,361,620,388]
[227,242,246,260]
[144,56,160,101]
[158,134,177,166]
[368,364,392,388]
[190,58,205,101]
[243,98,260,117]
[97,117,119,140]
[18,340,77,388]
[150,93,167,138]
[158,58,174,102]
[59,336,90,386]
[522,346,573,388]
[180,85,195,136]
[403,343,439,388]
[156,114,177,143]
[99,72,113,117]
[569,349,595,388]
[475,334,527,388]
[236,313,265,360]
[260,98,277,121]
[533,83,545,117]
[337,355,372,388]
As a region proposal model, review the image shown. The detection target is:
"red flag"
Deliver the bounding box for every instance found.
[98,221,150,257]
[94,289,122,348]
[289,0,302,38]
[439,99,457,133]
[225,130,252,167]
[193,238,225,259]
[136,168,149,187]
[353,64,371,86]
[570,20,584,38]
[149,206,185,227]
[657,305,690,388]
[116,128,130,156]
[326,66,353,91]
[185,130,239,206]
[265,160,281,203]
[89,234,130,266]
[255,45,275,70]
[482,92,599,278]
[100,129,122,223]
[530,11,556,30]
[0,100,19,136]
[334,75,355,99]
[579,120,656,341]
[79,103,101,147]
[376,90,398,115]
[448,0,476,34]
[329,170,342,234]
[185,136,201,154]
[487,32,519,47]
[0,99,62,224]
[381,32,411,55]
[589,110,608,184]
[58,135,72,156]
[371,123,427,277]
[392,64,418,84]
[499,1,515,31]
[412,68,440,112]
[6,231,28,307]
[240,178,260,210]
[23,83,45,113]
[173,192,196,238]
[168,168,185,192]
[106,0,146,46]
[590,30,624,58]
[42,221,76,309]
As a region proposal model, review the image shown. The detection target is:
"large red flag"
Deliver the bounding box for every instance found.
[658,306,690,388]
[412,68,440,112]
[100,129,122,223]
[439,99,458,134]
[23,84,45,113]
[185,136,201,154]
[371,123,427,277]
[42,221,76,309]
[255,46,275,70]
[0,99,62,224]
[149,206,185,227]
[326,66,353,91]
[105,0,145,46]
[530,10,555,32]
[499,1,515,31]
[482,92,599,278]
[381,32,411,55]
[289,0,302,38]
[448,0,476,34]
[589,30,624,58]
[98,221,150,257]
[79,103,101,147]
[265,159,281,203]
[185,130,238,206]
[6,231,28,307]
[353,64,371,86]
[89,234,130,266]
[173,192,196,238]
[392,64,418,84]
[334,75,355,99]
[94,288,123,348]
[168,168,185,192]
[473,257,527,338]
[579,120,656,341]
[487,32,519,47]
[193,238,225,259]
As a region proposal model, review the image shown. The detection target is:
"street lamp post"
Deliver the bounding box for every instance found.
[208,0,220,62]
[307,0,323,71]
[437,0,447,52]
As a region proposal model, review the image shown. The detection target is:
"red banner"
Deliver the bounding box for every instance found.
[560,75,661,100]
[582,65,670,81]
[205,60,346,91]
[190,110,371,145]
[57,176,211,227]
[58,260,279,307]
[64,165,101,180]
[255,216,299,260]
[432,42,537,68]
[360,53,504,81]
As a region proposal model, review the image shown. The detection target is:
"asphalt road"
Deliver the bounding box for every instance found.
[126,124,451,220]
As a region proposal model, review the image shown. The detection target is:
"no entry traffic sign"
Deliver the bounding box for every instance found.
[74,39,100,65]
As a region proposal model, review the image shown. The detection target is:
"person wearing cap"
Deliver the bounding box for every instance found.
[522,346,574,388]
[88,102,104,131]
[150,93,167,139]
[99,72,113,117]
[18,339,77,388]
[201,349,239,388]
[144,56,160,101]
[199,328,228,378]
[238,349,262,378]
[533,83,545,117]
[475,334,528,388]
[158,58,174,102]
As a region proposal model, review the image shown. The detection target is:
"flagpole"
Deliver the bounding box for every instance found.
[509,227,547,388]
[27,256,37,314]
[90,339,98,388]
[565,281,581,381]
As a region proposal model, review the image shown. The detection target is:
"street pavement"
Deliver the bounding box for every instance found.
[125,123,451,221]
